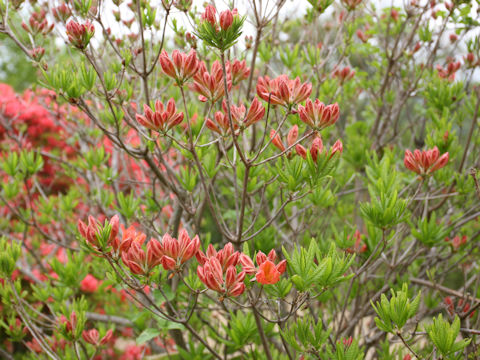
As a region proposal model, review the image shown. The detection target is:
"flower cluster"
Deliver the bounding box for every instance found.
[333,66,356,84]
[195,243,288,298]
[65,20,95,49]
[270,126,300,156]
[156,230,200,271]
[257,75,312,108]
[196,243,245,298]
[196,5,245,51]
[464,53,480,68]
[159,49,199,85]
[298,99,340,130]
[444,297,475,318]
[240,249,287,285]
[341,0,363,10]
[135,99,184,133]
[21,11,54,36]
[58,312,82,340]
[445,235,467,252]
[346,230,367,254]
[205,98,265,135]
[228,59,250,85]
[82,329,113,346]
[436,60,461,81]
[78,215,120,253]
[191,60,232,103]
[78,216,287,288]
[295,136,343,162]
[121,237,164,275]
[404,147,449,177]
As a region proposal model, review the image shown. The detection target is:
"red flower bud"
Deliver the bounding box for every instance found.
[219,10,233,30]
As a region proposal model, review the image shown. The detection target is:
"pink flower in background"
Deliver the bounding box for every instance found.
[228,59,250,85]
[82,328,113,346]
[80,274,100,293]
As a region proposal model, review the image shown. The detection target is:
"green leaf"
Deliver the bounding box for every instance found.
[136,328,161,344]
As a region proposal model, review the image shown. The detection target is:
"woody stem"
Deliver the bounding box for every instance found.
[250,291,273,360]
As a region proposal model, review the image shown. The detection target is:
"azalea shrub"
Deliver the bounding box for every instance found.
[1,0,480,358]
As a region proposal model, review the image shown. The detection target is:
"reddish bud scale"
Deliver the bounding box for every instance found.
[270,130,286,152]
[356,29,370,43]
[287,125,298,147]
[52,3,71,22]
[201,4,217,26]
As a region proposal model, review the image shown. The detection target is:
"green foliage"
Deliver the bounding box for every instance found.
[282,315,331,354]
[50,252,87,288]
[223,311,258,349]
[411,212,450,247]
[276,156,305,192]
[41,65,87,99]
[283,242,354,292]
[360,155,407,229]
[0,237,21,277]
[360,189,407,230]
[195,15,245,52]
[177,339,213,359]
[425,315,470,358]
[276,151,339,192]
[326,338,364,360]
[116,191,141,220]
[18,150,44,178]
[136,328,161,344]
[424,77,465,112]
[371,283,421,333]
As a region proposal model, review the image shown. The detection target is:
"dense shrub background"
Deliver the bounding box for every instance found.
[1,0,480,359]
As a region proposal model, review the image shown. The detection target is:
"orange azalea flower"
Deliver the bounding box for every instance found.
[240,249,287,285]
[256,260,281,285]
